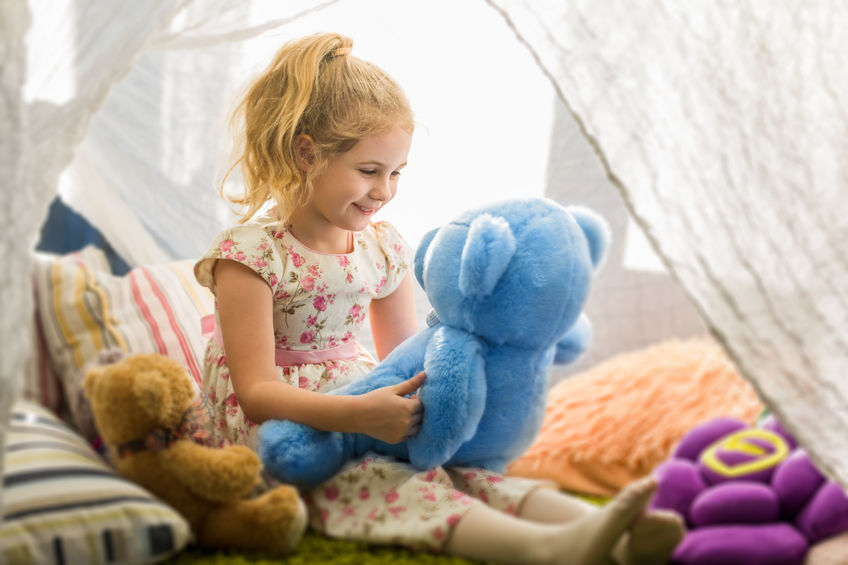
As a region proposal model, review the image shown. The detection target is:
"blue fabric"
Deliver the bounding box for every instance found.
[259,197,609,488]
[38,197,131,274]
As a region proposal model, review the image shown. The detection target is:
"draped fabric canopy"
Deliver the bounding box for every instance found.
[3,0,847,510]
[2,0,185,509]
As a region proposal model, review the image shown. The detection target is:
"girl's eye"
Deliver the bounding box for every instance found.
[391,171,401,177]
[359,169,376,175]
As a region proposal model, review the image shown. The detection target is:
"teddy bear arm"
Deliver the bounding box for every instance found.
[406,327,487,469]
[257,333,432,487]
[161,441,261,501]
[554,314,591,365]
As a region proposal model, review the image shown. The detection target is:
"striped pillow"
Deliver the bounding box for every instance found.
[32,247,213,440]
[22,295,66,419]
[22,247,111,419]
[0,401,191,564]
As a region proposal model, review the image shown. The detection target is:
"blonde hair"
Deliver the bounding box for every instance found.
[223,33,414,224]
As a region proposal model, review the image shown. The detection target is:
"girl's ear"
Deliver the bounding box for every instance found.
[293,134,316,171]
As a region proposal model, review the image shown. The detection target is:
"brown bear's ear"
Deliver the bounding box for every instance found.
[133,370,173,423]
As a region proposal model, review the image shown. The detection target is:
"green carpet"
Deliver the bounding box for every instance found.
[165,531,486,565]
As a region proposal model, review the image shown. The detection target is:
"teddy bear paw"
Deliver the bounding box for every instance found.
[259,485,308,554]
[259,419,348,488]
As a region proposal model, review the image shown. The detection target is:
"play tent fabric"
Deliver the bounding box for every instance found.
[2,0,847,514]
[1,0,184,511]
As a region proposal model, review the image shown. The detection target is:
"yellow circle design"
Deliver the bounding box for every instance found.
[700,429,789,478]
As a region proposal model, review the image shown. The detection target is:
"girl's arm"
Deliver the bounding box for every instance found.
[213,259,422,444]
[368,272,419,360]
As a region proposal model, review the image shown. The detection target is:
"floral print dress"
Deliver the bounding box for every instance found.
[194,215,408,448]
[194,214,547,551]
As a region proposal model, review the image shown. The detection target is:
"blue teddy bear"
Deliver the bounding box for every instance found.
[259,197,609,488]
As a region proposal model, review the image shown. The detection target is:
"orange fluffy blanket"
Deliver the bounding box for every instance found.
[508,338,763,496]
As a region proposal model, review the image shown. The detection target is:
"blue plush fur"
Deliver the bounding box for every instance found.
[259,197,609,488]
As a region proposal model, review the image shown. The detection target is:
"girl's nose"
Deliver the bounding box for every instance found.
[370,176,393,201]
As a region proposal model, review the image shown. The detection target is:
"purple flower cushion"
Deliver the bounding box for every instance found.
[655,417,848,565]
[759,414,798,450]
[772,450,825,518]
[690,482,780,527]
[796,481,848,544]
[696,429,789,485]
[671,524,808,565]
[652,459,707,524]
[673,417,749,462]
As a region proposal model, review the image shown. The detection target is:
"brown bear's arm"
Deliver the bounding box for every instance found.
[160,441,262,502]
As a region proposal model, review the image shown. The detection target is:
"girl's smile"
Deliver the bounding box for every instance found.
[354,204,380,215]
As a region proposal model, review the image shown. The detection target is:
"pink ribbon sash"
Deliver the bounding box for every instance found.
[201,314,358,367]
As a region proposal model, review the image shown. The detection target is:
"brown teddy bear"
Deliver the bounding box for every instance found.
[83,352,307,554]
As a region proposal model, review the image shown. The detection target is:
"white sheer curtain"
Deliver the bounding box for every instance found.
[2,0,185,510]
[489,0,848,487]
[59,1,347,266]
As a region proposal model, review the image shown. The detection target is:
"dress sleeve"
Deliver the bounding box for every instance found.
[371,221,413,299]
[194,224,285,295]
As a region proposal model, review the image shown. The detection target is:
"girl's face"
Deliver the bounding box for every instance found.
[302,126,412,236]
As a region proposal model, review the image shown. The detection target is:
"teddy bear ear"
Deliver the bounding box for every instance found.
[414,227,440,290]
[459,214,516,298]
[566,206,611,269]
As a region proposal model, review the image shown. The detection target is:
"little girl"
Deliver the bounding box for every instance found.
[194,32,683,565]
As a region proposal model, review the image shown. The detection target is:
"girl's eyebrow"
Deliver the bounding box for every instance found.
[357,161,408,169]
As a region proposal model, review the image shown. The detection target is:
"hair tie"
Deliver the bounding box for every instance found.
[331,46,351,57]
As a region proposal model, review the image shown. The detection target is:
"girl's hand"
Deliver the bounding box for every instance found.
[356,372,425,444]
